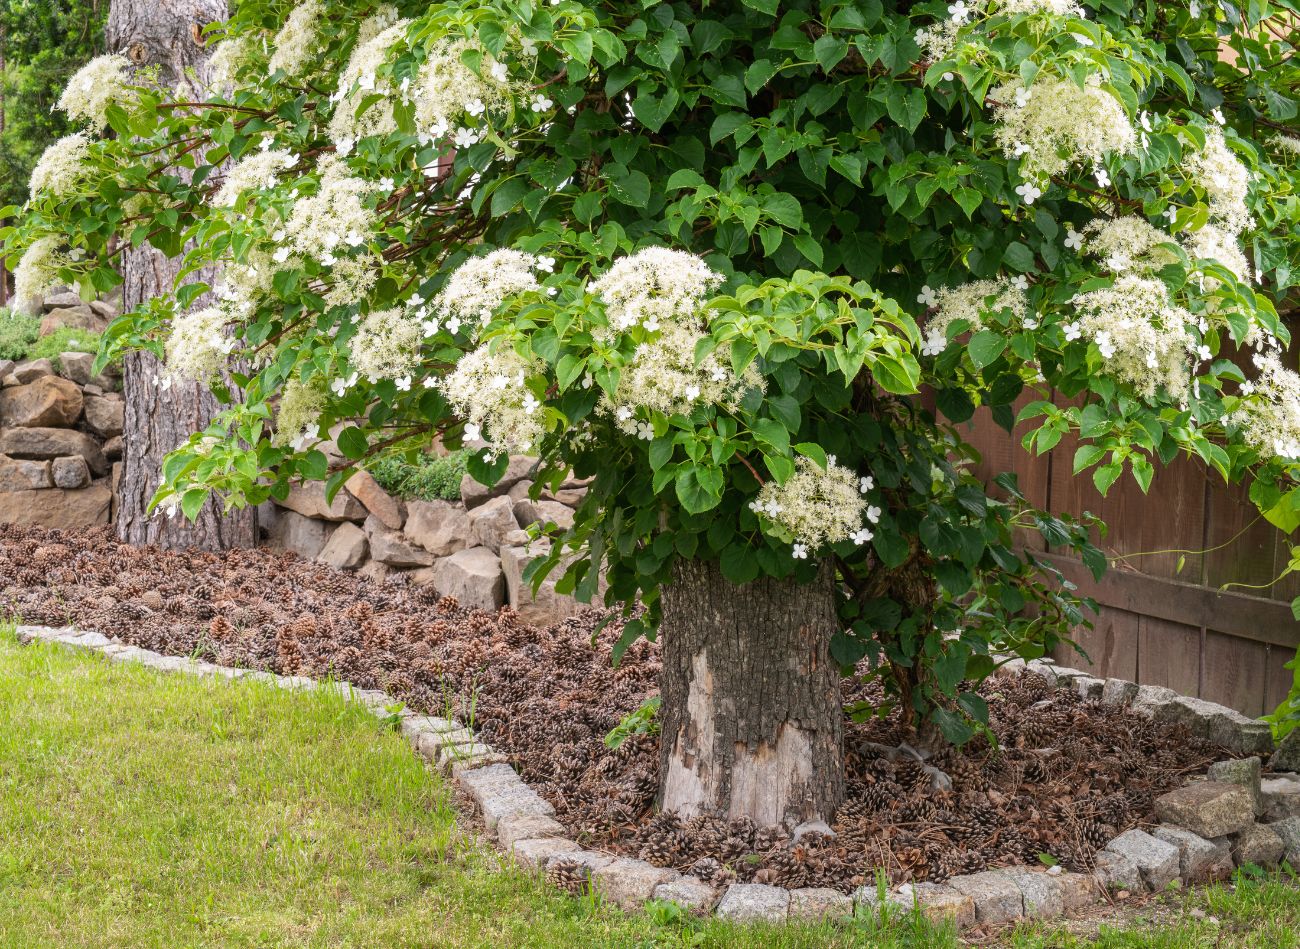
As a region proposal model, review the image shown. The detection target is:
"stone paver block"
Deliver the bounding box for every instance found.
[786,887,852,922]
[1092,850,1143,892]
[546,850,616,874]
[1053,871,1097,911]
[1001,869,1064,918]
[1208,757,1263,815]
[1234,822,1284,868]
[654,878,721,915]
[945,871,1023,925]
[591,858,678,910]
[1153,697,1275,755]
[1153,825,1233,882]
[714,883,790,923]
[449,752,511,779]
[1155,781,1255,838]
[472,780,555,831]
[892,882,976,928]
[496,814,567,850]
[512,837,580,867]
[1104,829,1180,890]
[1101,678,1139,705]
[1262,776,1300,821]
[1130,684,1179,717]
[1271,728,1300,772]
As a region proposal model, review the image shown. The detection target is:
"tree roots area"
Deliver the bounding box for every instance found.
[1,523,1231,896]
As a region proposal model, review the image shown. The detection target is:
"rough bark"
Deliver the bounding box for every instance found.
[658,558,845,826]
[107,0,255,551]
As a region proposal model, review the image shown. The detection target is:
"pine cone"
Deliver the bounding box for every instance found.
[547,859,589,895]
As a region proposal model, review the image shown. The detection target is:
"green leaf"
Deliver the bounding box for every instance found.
[665,168,708,191]
[1003,241,1036,272]
[814,35,849,73]
[337,427,369,460]
[609,169,651,207]
[744,59,777,93]
[1072,445,1106,474]
[720,543,760,584]
[180,488,208,521]
[967,331,1007,370]
[762,193,803,228]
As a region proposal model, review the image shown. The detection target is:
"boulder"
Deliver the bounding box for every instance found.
[1271,728,1300,773]
[1207,757,1262,815]
[83,395,124,438]
[0,360,14,381]
[364,515,434,567]
[58,352,95,385]
[501,544,588,628]
[51,455,91,490]
[430,546,505,611]
[0,375,83,428]
[1153,825,1234,882]
[276,481,365,521]
[357,559,398,583]
[267,509,337,560]
[39,303,109,337]
[1270,815,1300,866]
[40,290,83,311]
[316,522,369,570]
[0,482,111,529]
[1262,775,1300,821]
[0,455,52,490]
[1103,829,1180,890]
[405,499,472,557]
[512,497,576,531]
[460,454,535,509]
[345,469,405,529]
[0,427,106,475]
[1154,782,1256,839]
[469,494,521,553]
[88,299,119,321]
[102,435,123,461]
[1233,822,1284,868]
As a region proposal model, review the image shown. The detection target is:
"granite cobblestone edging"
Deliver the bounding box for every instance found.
[14,626,1300,930]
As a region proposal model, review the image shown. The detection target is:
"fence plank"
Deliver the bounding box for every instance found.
[1202,631,1269,717]
[1137,616,1201,697]
[1063,607,1140,681]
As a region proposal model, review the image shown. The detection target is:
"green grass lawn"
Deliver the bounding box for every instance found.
[1,627,1298,948]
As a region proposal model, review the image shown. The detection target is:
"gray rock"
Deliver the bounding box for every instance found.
[546,850,616,874]
[51,455,90,489]
[83,394,124,438]
[316,522,368,570]
[495,814,567,850]
[0,483,112,529]
[1152,697,1275,755]
[714,883,790,923]
[0,360,14,382]
[469,495,521,553]
[102,435,123,461]
[945,871,1023,925]
[500,544,588,628]
[12,358,55,384]
[512,497,575,531]
[787,887,852,922]
[460,454,535,509]
[0,375,83,427]
[277,481,366,521]
[356,559,397,584]
[511,837,580,867]
[1271,728,1300,772]
[1269,815,1300,865]
[591,858,678,910]
[437,742,506,774]
[431,546,505,611]
[0,427,105,475]
[39,303,107,337]
[267,509,337,560]
[364,516,434,567]
[1101,678,1139,705]
[654,877,720,915]
[0,454,52,490]
[1262,775,1300,821]
[1153,825,1234,882]
[88,299,119,320]
[59,351,95,385]
[1074,675,1105,700]
[471,778,556,832]
[1207,757,1262,815]
[345,469,405,530]
[999,869,1064,918]
[1154,781,1256,838]
[1129,684,1180,717]
[1234,822,1284,868]
[41,290,83,311]
[404,499,472,557]
[1054,871,1097,911]
[889,882,976,928]
[1103,829,1180,890]
[1092,850,1143,892]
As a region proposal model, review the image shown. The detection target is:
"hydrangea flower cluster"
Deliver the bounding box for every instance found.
[57,54,132,130]
[413,38,516,147]
[207,35,256,89]
[165,306,237,384]
[268,0,326,77]
[1184,128,1252,234]
[920,278,1028,354]
[1070,276,1198,400]
[433,249,541,332]
[278,157,379,267]
[321,254,382,310]
[214,148,297,206]
[328,15,412,148]
[29,133,93,200]
[589,247,722,333]
[13,236,74,311]
[750,457,873,553]
[440,343,545,455]
[992,74,1137,183]
[273,380,327,451]
[1082,217,1180,274]
[1184,222,1253,285]
[996,0,1084,13]
[349,307,424,383]
[1228,353,1300,460]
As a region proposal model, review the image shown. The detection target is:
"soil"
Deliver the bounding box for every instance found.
[0,523,1233,895]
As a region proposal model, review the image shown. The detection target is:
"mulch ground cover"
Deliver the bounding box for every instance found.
[1,522,1231,895]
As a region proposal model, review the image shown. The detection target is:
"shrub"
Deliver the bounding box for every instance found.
[367,451,468,503]
[0,310,39,362]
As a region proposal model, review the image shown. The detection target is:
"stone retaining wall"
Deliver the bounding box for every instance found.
[0,292,122,530]
[261,454,591,627]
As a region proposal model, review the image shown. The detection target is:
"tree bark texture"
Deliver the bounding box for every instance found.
[107,0,255,551]
[658,558,845,826]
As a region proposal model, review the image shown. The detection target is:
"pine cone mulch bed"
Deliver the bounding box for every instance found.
[0,522,1229,895]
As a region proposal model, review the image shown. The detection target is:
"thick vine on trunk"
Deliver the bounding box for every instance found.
[107,0,255,551]
[657,558,845,826]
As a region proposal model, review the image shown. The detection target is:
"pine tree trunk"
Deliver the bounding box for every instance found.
[657,558,845,827]
[107,0,255,551]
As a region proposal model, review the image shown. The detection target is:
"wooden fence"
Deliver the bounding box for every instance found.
[957,399,1299,718]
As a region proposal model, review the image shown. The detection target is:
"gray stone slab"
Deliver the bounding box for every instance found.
[945,871,1023,925]
[496,814,567,850]
[1234,822,1284,868]
[1101,678,1139,705]
[714,883,790,923]
[1208,757,1262,815]
[474,781,556,832]
[1000,868,1064,918]
[591,858,678,910]
[1262,776,1300,821]
[654,877,721,915]
[1270,815,1300,865]
[1155,781,1255,838]
[1074,675,1105,700]
[511,837,580,867]
[1103,829,1179,890]
[1092,850,1143,892]
[1153,824,1233,882]
[1053,871,1097,911]
[448,752,511,778]
[890,882,976,929]
[546,850,616,874]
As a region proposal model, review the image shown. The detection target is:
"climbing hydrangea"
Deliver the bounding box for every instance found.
[29,133,93,199]
[440,342,545,455]
[268,0,326,77]
[1229,354,1300,460]
[751,457,872,552]
[56,54,132,130]
[164,306,236,384]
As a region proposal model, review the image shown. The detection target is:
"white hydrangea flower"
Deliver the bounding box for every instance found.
[321,253,381,309]
[1083,216,1180,274]
[279,156,379,263]
[13,237,74,311]
[269,0,326,77]
[915,19,961,61]
[922,278,1028,341]
[1267,134,1300,158]
[214,148,296,206]
[752,457,871,550]
[29,133,93,199]
[207,35,256,90]
[1227,353,1300,460]
[434,249,540,329]
[1183,222,1252,285]
[272,379,327,449]
[1184,128,1252,234]
[350,307,424,382]
[997,0,1085,12]
[440,343,545,455]
[414,38,513,142]
[57,54,132,130]
[590,247,723,333]
[165,306,238,383]
[992,73,1137,183]
[328,16,411,146]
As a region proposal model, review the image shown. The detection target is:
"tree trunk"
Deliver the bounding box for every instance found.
[107,0,255,551]
[658,558,845,827]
